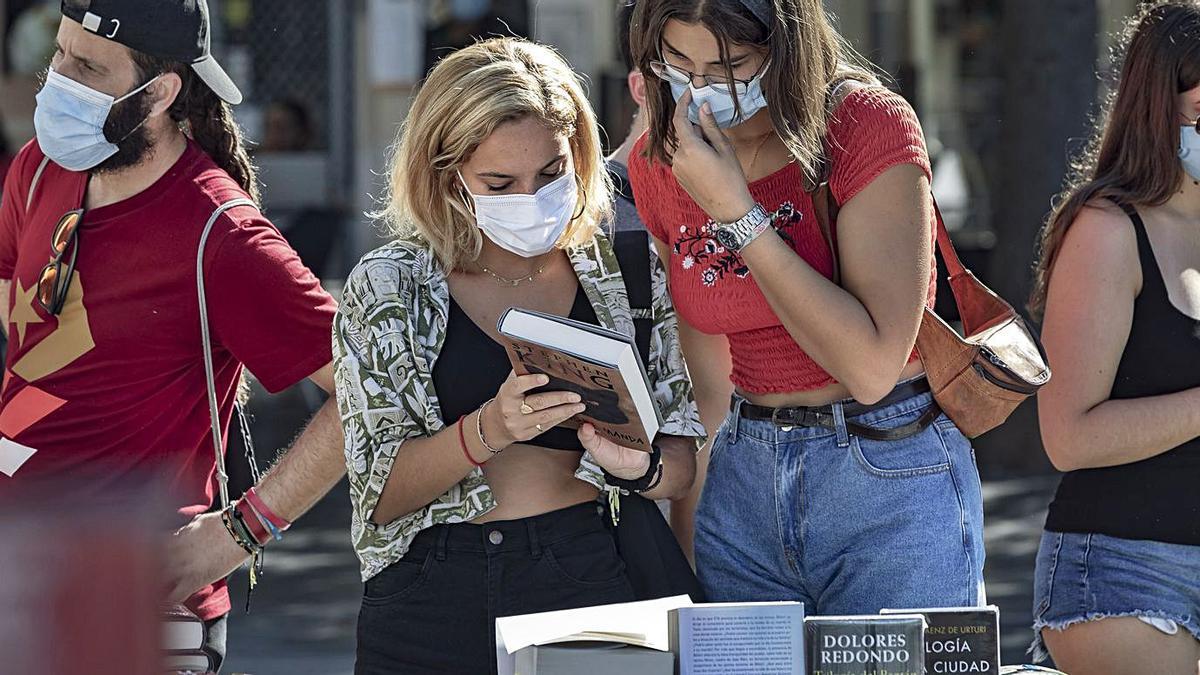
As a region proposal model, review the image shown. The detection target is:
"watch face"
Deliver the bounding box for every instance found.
[715,227,740,251]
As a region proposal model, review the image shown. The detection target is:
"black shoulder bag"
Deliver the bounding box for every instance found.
[609,228,706,603]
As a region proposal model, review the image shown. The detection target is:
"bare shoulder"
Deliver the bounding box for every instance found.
[1055,198,1141,289]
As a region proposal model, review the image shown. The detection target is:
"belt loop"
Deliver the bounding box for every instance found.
[435,525,449,561]
[526,520,541,559]
[832,401,850,448]
[729,394,743,440]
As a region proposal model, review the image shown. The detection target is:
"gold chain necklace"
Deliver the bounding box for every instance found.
[478,262,548,287]
[746,131,774,176]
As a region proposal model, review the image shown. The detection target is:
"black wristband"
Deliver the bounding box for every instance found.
[603,443,663,493]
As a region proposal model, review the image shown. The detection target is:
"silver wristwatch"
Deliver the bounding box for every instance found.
[713,203,771,252]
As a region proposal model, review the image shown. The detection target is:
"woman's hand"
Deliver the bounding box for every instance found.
[578,423,653,480]
[481,371,586,450]
[670,90,758,223]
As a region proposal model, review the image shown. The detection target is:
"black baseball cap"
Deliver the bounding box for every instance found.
[60,0,243,104]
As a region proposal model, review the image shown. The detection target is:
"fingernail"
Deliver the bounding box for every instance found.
[576,404,587,413]
[701,102,711,114]
[570,394,582,403]
[539,375,550,384]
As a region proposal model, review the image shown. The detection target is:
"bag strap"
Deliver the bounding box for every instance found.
[25,156,53,212]
[198,198,258,510]
[611,229,654,370]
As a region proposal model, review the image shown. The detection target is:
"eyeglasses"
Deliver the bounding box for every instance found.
[37,209,83,316]
[647,58,768,92]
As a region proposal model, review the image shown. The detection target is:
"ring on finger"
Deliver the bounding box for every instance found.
[520,400,535,415]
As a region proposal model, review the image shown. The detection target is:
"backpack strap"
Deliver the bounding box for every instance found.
[611,229,654,370]
[197,198,259,510]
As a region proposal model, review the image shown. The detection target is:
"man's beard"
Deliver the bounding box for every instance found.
[94,90,156,174]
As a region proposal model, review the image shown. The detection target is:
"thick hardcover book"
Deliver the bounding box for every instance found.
[804,615,926,675]
[497,307,663,451]
[669,602,806,675]
[881,606,1001,674]
[514,642,675,675]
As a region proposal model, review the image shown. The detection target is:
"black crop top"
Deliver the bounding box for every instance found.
[432,284,600,452]
[1044,205,1200,545]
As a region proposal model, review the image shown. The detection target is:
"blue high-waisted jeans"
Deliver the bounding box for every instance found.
[694,387,986,614]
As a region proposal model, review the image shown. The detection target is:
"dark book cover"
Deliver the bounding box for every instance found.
[881,606,1001,674]
[499,309,661,451]
[804,615,926,675]
[669,603,805,675]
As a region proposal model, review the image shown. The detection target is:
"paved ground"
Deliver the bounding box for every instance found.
[220,471,1061,674]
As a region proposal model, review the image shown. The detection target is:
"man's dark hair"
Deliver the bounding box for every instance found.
[618,1,636,72]
[130,51,260,203]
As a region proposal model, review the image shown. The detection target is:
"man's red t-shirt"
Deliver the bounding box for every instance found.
[0,140,338,620]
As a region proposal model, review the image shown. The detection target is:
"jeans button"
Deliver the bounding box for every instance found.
[488,530,503,545]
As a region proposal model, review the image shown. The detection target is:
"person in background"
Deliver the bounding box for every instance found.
[627,0,985,613]
[261,98,314,153]
[0,1,351,670]
[607,0,649,234]
[1028,3,1200,673]
[333,36,703,674]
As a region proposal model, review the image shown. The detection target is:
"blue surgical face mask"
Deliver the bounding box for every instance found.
[1180,124,1200,182]
[34,69,159,172]
[668,64,770,129]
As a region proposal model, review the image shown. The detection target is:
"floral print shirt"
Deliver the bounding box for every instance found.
[333,232,704,581]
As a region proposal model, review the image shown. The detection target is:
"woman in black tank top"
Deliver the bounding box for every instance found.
[1026,5,1200,673]
[332,39,704,674]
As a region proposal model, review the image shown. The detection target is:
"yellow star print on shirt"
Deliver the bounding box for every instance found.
[9,280,44,347]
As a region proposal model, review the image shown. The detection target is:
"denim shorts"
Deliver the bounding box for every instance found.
[694,388,986,614]
[1030,530,1200,661]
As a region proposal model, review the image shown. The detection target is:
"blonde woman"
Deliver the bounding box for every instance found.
[333,37,703,674]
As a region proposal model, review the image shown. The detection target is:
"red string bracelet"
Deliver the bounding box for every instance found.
[458,415,484,467]
[243,486,290,532]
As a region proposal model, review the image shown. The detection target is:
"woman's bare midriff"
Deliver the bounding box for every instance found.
[470,443,600,523]
[739,360,926,408]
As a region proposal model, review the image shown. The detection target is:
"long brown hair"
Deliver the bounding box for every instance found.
[1029,1,1200,318]
[630,0,875,184]
[130,52,260,204]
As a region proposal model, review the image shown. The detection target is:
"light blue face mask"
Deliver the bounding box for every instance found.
[1180,124,1200,182]
[34,69,159,172]
[668,64,770,129]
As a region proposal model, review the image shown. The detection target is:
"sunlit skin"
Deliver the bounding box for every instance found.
[1035,85,1200,675]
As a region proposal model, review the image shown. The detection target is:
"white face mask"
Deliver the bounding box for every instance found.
[668,64,770,129]
[34,69,160,172]
[1180,124,1200,182]
[460,170,579,258]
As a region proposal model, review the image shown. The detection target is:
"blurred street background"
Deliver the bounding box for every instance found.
[0,0,1149,671]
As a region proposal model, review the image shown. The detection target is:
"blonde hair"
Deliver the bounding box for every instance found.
[378,37,613,271]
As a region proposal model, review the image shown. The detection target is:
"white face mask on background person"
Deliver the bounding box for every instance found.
[34,68,159,172]
[666,64,770,129]
[459,170,580,258]
[1179,123,1200,182]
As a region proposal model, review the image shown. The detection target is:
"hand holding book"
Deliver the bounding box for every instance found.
[476,371,587,457]
[578,422,653,480]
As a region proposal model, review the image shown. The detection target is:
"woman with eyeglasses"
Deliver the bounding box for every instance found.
[333,37,703,674]
[1027,3,1200,673]
[625,0,985,613]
